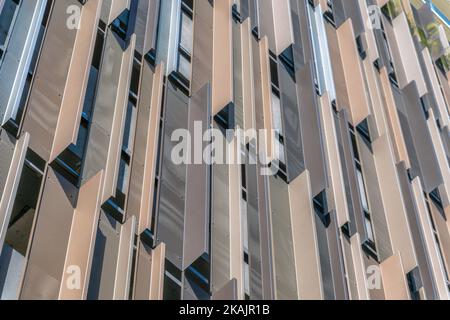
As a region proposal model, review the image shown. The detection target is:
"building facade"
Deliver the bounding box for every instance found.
[0,0,450,300]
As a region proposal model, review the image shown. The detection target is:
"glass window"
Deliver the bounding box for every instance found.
[0,0,20,48]
[179,11,193,54]
[271,91,283,134]
[178,53,191,81]
[356,168,370,213]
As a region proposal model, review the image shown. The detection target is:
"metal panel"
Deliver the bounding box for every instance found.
[133,241,165,300]
[288,171,323,299]
[268,175,298,300]
[59,171,104,300]
[50,0,103,162]
[191,0,213,94]
[87,210,121,300]
[21,0,80,161]
[82,31,135,204]
[279,60,304,182]
[135,0,159,55]
[183,84,210,269]
[113,216,136,299]
[211,163,230,293]
[0,0,47,125]
[296,62,327,196]
[101,0,130,25]
[212,278,238,300]
[21,168,78,300]
[156,84,189,269]
[212,0,233,115]
[0,132,29,251]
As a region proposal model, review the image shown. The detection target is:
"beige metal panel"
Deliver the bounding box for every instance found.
[101,34,136,203]
[350,233,370,300]
[380,253,410,300]
[0,133,29,250]
[427,110,450,207]
[133,240,152,300]
[372,134,417,271]
[240,19,256,135]
[411,177,450,299]
[212,0,233,115]
[271,0,294,55]
[21,168,78,300]
[133,241,165,300]
[149,243,165,300]
[50,0,103,162]
[137,63,164,234]
[113,216,136,300]
[379,67,411,168]
[335,19,371,125]
[288,171,323,300]
[59,171,104,300]
[382,13,427,96]
[318,93,350,227]
[21,0,80,161]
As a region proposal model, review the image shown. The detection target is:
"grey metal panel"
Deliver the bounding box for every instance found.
[397,82,443,193]
[183,84,210,270]
[133,240,152,300]
[0,0,46,125]
[126,60,153,220]
[135,0,159,55]
[359,138,393,261]
[269,175,298,300]
[233,20,244,130]
[87,210,121,300]
[335,109,366,238]
[279,62,304,182]
[212,278,238,300]
[21,0,79,161]
[314,211,334,299]
[0,130,15,198]
[341,0,365,36]
[156,84,189,269]
[326,211,348,300]
[101,0,129,25]
[82,30,130,189]
[0,244,26,300]
[21,168,77,300]
[0,132,29,252]
[296,62,327,196]
[211,163,230,293]
[396,162,437,300]
[245,144,263,300]
[191,0,213,94]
